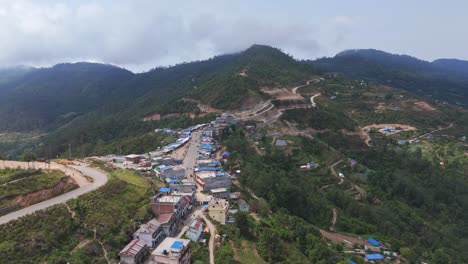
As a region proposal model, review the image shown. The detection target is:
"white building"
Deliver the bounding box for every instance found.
[151,237,191,264]
[186,219,203,242]
[133,219,163,248]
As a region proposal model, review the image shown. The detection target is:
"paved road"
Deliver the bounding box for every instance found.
[183,130,203,176]
[0,164,108,225]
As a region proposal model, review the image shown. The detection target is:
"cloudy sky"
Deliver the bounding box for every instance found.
[0,0,467,72]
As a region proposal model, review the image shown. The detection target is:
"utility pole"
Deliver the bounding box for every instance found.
[69,144,72,160]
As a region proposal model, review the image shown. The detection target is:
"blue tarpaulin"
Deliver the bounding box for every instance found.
[196,166,219,172]
[171,241,184,250]
[166,179,178,183]
[159,187,170,193]
[367,238,381,247]
[366,254,383,260]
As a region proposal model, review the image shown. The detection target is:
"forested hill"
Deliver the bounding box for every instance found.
[307,49,468,106]
[0,45,316,132]
[0,63,134,131]
[190,45,316,109]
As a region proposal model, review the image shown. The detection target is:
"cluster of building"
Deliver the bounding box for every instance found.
[363,238,398,262]
[110,124,208,171]
[119,178,201,264]
[117,116,251,264]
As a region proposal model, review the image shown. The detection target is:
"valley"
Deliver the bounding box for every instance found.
[0,45,466,264]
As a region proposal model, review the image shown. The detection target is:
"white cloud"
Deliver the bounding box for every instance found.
[0,1,355,71]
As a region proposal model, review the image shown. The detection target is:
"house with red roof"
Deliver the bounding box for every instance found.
[158,213,177,237]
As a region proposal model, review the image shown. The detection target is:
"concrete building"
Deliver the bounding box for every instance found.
[169,180,196,193]
[155,165,174,179]
[210,188,229,199]
[195,171,231,192]
[151,237,191,264]
[133,219,163,248]
[119,238,147,264]
[151,194,191,222]
[186,218,203,242]
[155,166,185,180]
[172,167,186,179]
[158,213,177,237]
[125,154,145,164]
[208,198,229,225]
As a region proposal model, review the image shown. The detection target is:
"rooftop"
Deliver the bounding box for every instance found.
[210,188,228,193]
[237,199,249,207]
[125,154,143,159]
[209,198,229,209]
[159,187,170,193]
[152,237,190,257]
[189,219,203,230]
[367,238,381,247]
[275,139,287,146]
[157,213,174,224]
[119,238,146,257]
[134,219,161,235]
[366,253,384,260]
[157,195,182,204]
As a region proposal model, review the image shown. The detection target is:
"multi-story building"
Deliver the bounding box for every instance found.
[133,219,163,248]
[185,219,203,242]
[119,238,147,264]
[195,171,231,192]
[208,198,229,224]
[151,238,191,264]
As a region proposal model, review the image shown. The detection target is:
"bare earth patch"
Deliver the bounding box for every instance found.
[414,101,436,111]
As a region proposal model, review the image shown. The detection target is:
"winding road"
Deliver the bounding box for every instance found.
[310,93,321,107]
[0,162,108,225]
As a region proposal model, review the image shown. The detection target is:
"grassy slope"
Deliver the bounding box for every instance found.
[0,167,163,263]
[0,170,68,207]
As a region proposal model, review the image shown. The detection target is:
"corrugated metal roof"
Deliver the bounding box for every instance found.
[119,238,146,257]
[367,238,381,247]
[366,253,383,260]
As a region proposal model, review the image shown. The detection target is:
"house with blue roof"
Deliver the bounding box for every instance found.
[367,238,381,247]
[365,253,383,261]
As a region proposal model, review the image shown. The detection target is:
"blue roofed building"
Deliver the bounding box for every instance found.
[365,253,384,261]
[367,238,382,247]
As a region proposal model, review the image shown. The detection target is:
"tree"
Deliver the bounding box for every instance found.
[20,151,36,169]
[432,249,450,264]
[235,212,250,237]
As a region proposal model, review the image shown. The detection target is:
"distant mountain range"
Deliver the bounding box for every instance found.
[307,49,468,105]
[0,45,466,136]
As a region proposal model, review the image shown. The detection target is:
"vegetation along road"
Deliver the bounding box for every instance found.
[0,162,108,225]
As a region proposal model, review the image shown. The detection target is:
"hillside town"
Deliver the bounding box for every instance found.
[112,114,241,264]
[98,112,399,264]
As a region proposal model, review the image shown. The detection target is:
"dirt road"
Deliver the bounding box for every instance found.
[310,93,321,107]
[320,229,370,248]
[201,214,217,264]
[0,162,108,225]
[330,159,344,185]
